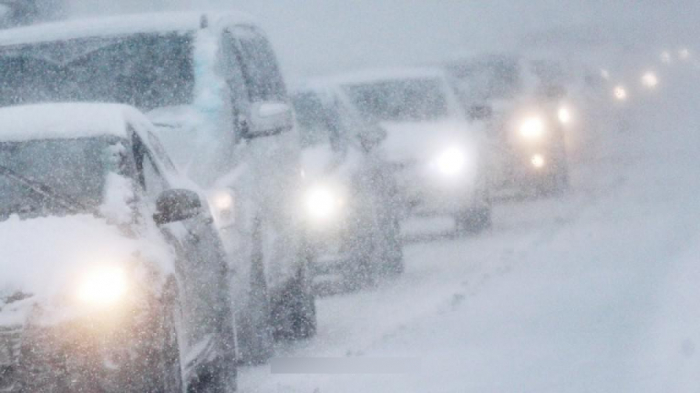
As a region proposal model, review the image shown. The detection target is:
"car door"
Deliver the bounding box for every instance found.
[131,130,234,377]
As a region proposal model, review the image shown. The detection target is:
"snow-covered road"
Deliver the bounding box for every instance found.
[239,74,700,392]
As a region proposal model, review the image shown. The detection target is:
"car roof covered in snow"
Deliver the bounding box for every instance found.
[0,10,257,47]
[0,103,151,142]
[314,67,450,88]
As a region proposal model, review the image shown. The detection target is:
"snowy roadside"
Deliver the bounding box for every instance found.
[236,77,700,392]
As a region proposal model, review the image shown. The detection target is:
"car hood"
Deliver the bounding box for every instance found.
[0,214,169,326]
[300,144,363,182]
[378,120,485,164]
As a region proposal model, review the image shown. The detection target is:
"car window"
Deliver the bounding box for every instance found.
[222,30,250,140]
[222,31,249,107]
[145,130,178,173]
[0,33,195,110]
[292,91,342,149]
[132,133,168,206]
[233,27,287,102]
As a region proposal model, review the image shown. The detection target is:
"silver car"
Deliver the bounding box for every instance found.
[0,103,236,392]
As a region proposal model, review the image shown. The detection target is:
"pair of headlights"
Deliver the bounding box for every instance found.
[303,147,471,221]
[518,106,572,140]
[612,71,660,103]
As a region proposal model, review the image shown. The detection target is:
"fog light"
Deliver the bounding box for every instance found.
[641,72,658,89]
[614,86,628,101]
[531,154,546,169]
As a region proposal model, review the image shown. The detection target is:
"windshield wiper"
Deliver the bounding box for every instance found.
[0,164,91,214]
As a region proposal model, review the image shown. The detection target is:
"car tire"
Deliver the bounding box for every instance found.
[456,204,493,234]
[236,217,275,365]
[380,215,404,276]
[156,293,184,393]
[271,244,317,341]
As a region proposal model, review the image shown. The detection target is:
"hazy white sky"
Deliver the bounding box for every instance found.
[68,1,699,82]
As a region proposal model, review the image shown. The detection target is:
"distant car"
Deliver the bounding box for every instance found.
[0,0,63,28]
[0,11,315,364]
[0,103,236,392]
[445,54,570,194]
[292,83,403,290]
[325,68,493,234]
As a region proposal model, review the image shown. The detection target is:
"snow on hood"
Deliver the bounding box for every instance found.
[301,144,337,180]
[300,144,364,186]
[0,103,144,143]
[378,120,485,164]
[0,214,171,323]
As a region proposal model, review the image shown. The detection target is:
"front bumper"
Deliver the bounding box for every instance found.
[393,166,488,216]
[496,145,566,189]
[306,221,355,276]
[0,302,164,393]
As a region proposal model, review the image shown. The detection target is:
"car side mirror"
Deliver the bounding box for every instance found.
[153,189,202,225]
[246,101,294,138]
[468,104,493,121]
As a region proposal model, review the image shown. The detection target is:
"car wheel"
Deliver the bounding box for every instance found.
[456,204,493,234]
[380,215,404,276]
[272,254,317,341]
[157,295,184,393]
[236,217,274,365]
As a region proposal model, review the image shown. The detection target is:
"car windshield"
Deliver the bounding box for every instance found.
[344,78,449,122]
[449,58,523,102]
[0,136,125,220]
[0,32,194,111]
[292,92,341,149]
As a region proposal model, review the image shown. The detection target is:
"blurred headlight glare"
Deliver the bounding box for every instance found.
[520,117,545,139]
[212,190,234,211]
[614,86,628,101]
[77,266,127,307]
[306,186,340,221]
[435,147,466,176]
[531,154,546,169]
[661,51,672,64]
[558,107,572,124]
[641,72,658,89]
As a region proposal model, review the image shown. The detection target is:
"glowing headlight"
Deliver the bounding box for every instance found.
[77,266,127,307]
[209,190,235,227]
[679,48,691,60]
[614,86,628,101]
[520,117,545,139]
[557,107,572,124]
[661,51,672,64]
[435,147,466,176]
[305,186,341,221]
[641,72,658,89]
[212,190,234,211]
[531,154,546,169]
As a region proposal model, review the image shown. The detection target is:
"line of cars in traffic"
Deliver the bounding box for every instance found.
[0,9,619,393]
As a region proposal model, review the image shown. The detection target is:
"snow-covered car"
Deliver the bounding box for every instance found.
[0,11,315,364]
[0,0,63,28]
[0,104,236,392]
[292,83,403,291]
[445,54,570,194]
[327,68,493,233]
